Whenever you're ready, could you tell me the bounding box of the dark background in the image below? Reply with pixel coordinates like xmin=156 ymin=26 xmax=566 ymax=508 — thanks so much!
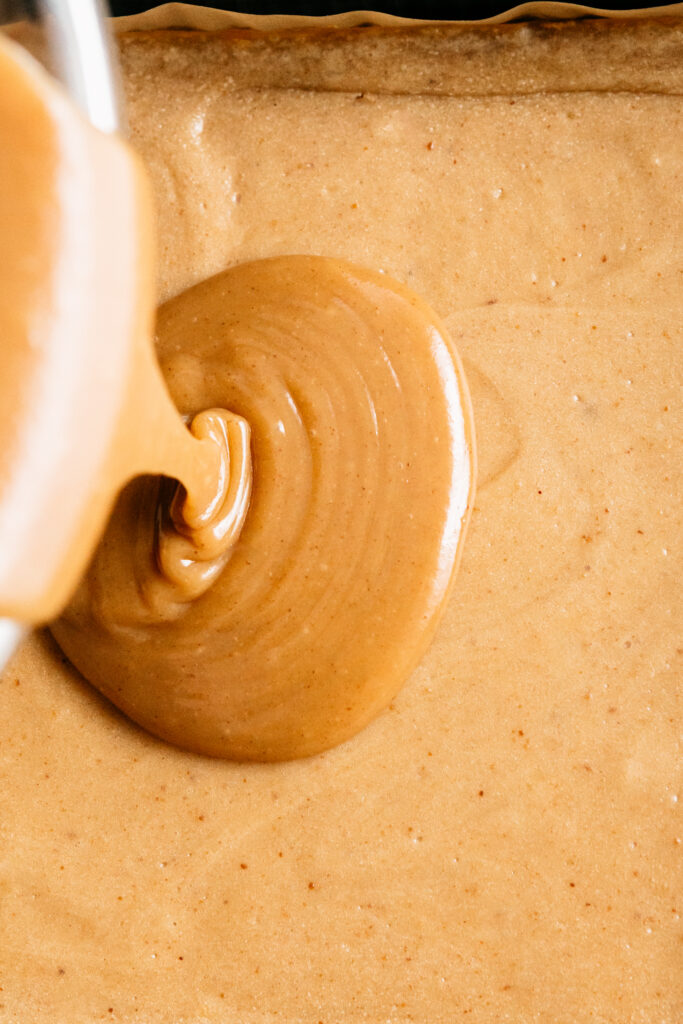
xmin=108 ymin=1 xmax=671 ymax=20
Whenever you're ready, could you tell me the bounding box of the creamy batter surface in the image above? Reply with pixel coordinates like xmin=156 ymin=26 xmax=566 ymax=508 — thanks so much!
xmin=0 ymin=21 xmax=681 ymax=1024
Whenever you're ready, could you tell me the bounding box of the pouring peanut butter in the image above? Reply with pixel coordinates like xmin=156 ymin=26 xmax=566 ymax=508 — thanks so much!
xmin=0 ymin=35 xmax=474 ymax=760
xmin=0 ymin=34 xmax=251 ymax=626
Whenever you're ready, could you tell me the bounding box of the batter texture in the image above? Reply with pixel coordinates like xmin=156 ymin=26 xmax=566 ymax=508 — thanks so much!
xmin=0 ymin=19 xmax=681 ymax=1023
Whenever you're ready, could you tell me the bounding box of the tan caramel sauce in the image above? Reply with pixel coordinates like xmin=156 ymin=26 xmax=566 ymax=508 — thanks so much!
xmin=0 ymin=35 xmax=251 ymax=623
xmin=0 ymin=26 xmax=681 ymax=1024
xmin=52 ymin=256 xmax=473 ymax=761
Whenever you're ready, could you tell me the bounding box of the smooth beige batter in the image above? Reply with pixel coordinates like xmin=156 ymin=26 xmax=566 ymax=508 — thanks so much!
xmin=52 ymin=256 xmax=473 ymax=761
xmin=1 ymin=19 xmax=682 ymax=1023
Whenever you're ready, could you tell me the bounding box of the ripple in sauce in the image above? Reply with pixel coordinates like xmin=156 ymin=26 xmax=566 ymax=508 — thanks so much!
xmin=52 ymin=256 xmax=475 ymax=761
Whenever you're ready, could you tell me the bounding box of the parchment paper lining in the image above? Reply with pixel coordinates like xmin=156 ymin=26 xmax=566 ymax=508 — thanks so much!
xmin=114 ymin=1 xmax=683 ymax=32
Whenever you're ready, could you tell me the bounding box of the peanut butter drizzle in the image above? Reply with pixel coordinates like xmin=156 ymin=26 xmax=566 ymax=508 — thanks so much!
xmin=0 ymin=35 xmax=250 ymax=625
xmin=1 ymin=34 xmax=473 ymax=761
xmin=52 ymin=256 xmax=474 ymax=762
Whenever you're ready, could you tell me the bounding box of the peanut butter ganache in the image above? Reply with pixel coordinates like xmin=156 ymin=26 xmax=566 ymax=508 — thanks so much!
xmin=52 ymin=257 xmax=474 ymax=761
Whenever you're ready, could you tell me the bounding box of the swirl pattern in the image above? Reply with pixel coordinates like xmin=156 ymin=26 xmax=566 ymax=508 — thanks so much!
xmin=149 ymin=409 xmax=252 ymax=618
xmin=52 ymin=257 xmax=474 ymax=761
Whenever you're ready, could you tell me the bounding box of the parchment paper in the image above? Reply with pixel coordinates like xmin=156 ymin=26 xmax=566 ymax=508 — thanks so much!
xmin=114 ymin=1 xmax=683 ymax=32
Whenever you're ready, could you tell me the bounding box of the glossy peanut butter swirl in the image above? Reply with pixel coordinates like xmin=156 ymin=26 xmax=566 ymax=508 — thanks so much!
xmin=53 ymin=256 xmax=474 ymax=762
